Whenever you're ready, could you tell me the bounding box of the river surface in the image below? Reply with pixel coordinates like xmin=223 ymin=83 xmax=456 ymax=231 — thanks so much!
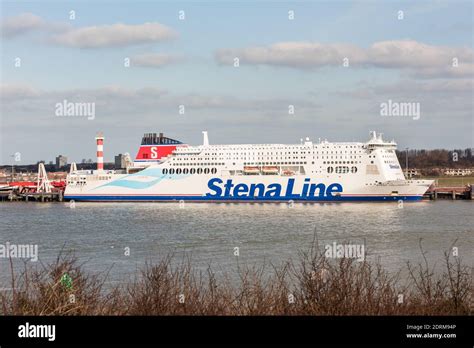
xmin=0 ymin=201 xmax=472 ymax=287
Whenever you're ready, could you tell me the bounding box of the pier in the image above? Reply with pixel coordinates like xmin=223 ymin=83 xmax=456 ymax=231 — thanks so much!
xmin=425 ymin=185 xmax=473 ymax=200
xmin=0 ymin=190 xmax=63 ymax=202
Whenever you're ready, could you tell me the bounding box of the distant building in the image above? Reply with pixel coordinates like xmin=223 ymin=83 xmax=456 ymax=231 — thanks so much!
xmin=55 ymin=155 xmax=67 ymax=170
xmin=115 ymin=154 xmax=126 ymax=169
xmin=444 ymin=168 xmax=473 ymax=176
xmin=406 ymin=168 xmax=420 ymax=178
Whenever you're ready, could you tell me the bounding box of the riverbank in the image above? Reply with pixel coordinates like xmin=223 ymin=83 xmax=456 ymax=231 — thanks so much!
xmin=1 ymin=247 xmax=471 ymax=316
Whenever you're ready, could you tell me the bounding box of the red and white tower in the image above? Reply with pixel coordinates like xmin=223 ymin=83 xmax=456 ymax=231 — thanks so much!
xmin=95 ymin=132 xmax=104 ymax=171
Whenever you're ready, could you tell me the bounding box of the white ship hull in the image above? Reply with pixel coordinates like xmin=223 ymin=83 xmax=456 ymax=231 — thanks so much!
xmin=65 ymin=169 xmax=431 ymax=202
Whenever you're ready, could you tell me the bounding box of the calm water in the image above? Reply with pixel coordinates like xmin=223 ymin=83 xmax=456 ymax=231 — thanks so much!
xmin=0 ymin=201 xmax=473 ymax=286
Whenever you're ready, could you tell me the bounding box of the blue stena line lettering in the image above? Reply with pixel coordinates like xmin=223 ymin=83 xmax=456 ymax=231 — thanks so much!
xmin=205 ymin=178 xmax=343 ymax=199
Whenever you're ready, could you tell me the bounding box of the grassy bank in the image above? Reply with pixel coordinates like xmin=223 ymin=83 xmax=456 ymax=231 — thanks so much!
xmin=1 ymin=244 xmax=472 ymax=316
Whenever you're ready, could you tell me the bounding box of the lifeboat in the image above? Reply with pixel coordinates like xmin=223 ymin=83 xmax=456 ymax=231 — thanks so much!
xmin=262 ymin=166 xmax=279 ymax=174
xmin=243 ymin=166 xmax=260 ymax=174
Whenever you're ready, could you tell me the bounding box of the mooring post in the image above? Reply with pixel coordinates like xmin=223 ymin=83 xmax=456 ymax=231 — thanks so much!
xmin=452 ymin=190 xmax=456 ymax=200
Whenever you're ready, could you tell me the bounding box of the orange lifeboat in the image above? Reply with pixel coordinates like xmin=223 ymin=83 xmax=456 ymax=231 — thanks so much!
xmin=262 ymin=166 xmax=279 ymax=174
xmin=282 ymin=170 xmax=295 ymax=176
xmin=243 ymin=166 xmax=260 ymax=174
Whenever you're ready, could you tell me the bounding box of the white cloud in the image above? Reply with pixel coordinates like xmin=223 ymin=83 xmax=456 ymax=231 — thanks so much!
xmin=216 ymin=40 xmax=474 ymax=78
xmin=1 ymin=13 xmax=45 ymax=38
xmin=132 ymin=53 xmax=181 ymax=68
xmin=52 ymin=22 xmax=177 ymax=48
xmin=338 ymin=79 xmax=474 ymax=99
xmin=216 ymin=42 xmax=365 ymax=68
xmin=1 ymin=14 xmax=175 ymax=48
xmin=1 ymin=13 xmax=71 ymax=38
xmin=1 ymin=84 xmax=167 ymax=103
xmin=172 ymin=94 xmax=319 ymax=112
xmin=335 ymin=79 xmax=473 ymax=122
xmin=0 ymin=84 xmax=319 ymax=117
xmin=0 ymin=83 xmax=41 ymax=99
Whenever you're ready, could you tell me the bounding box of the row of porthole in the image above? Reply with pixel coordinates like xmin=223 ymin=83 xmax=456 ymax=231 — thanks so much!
xmin=323 ymin=161 xmax=359 ymax=164
xmin=327 ymin=166 xmax=358 ymax=174
xmin=163 ymin=168 xmax=218 ymax=175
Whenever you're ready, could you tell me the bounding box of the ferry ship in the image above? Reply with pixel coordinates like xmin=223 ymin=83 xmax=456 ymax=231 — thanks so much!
xmin=64 ymin=131 xmax=433 ymax=202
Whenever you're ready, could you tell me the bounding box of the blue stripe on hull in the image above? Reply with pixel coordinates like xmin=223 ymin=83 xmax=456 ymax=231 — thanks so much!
xmin=64 ymin=195 xmax=423 ymax=202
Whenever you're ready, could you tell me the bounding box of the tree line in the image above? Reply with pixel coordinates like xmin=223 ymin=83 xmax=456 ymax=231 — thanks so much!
xmin=396 ymin=148 xmax=474 ymax=169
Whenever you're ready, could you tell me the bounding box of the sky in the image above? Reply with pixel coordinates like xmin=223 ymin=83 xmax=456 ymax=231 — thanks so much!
xmin=0 ymin=0 xmax=473 ymax=164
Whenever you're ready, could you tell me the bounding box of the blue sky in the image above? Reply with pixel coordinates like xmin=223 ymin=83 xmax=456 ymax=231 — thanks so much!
xmin=1 ymin=0 xmax=473 ymax=164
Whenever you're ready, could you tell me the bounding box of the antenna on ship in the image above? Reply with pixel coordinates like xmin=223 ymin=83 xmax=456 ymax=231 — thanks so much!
xmin=202 ymin=131 xmax=209 ymax=147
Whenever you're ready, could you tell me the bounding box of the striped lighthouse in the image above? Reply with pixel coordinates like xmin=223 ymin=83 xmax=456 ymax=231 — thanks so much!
xmin=95 ymin=132 xmax=104 ymax=171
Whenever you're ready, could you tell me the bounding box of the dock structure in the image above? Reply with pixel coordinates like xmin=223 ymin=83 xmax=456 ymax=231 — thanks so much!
xmin=0 ymin=189 xmax=63 ymax=202
xmin=0 ymin=162 xmax=65 ymax=202
xmin=425 ymin=185 xmax=472 ymax=200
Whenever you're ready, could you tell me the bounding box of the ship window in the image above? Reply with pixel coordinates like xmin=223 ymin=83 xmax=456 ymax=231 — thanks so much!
xmin=327 ymin=167 xmax=334 ymax=173
xmin=163 ymin=168 xmax=168 ymax=175
xmin=183 ymin=168 xmax=189 ymax=174
xmin=190 ymin=168 xmax=196 ymax=174
xmin=176 ymin=168 xmax=182 ymax=174
xmin=169 ymin=168 xmax=175 ymax=175
xmin=351 ymin=166 xmax=358 ymax=173
xmin=197 ymin=168 xmax=203 ymax=174
xmin=211 ymin=168 xmax=217 ymax=174
xmin=204 ymin=168 xmax=210 ymax=174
